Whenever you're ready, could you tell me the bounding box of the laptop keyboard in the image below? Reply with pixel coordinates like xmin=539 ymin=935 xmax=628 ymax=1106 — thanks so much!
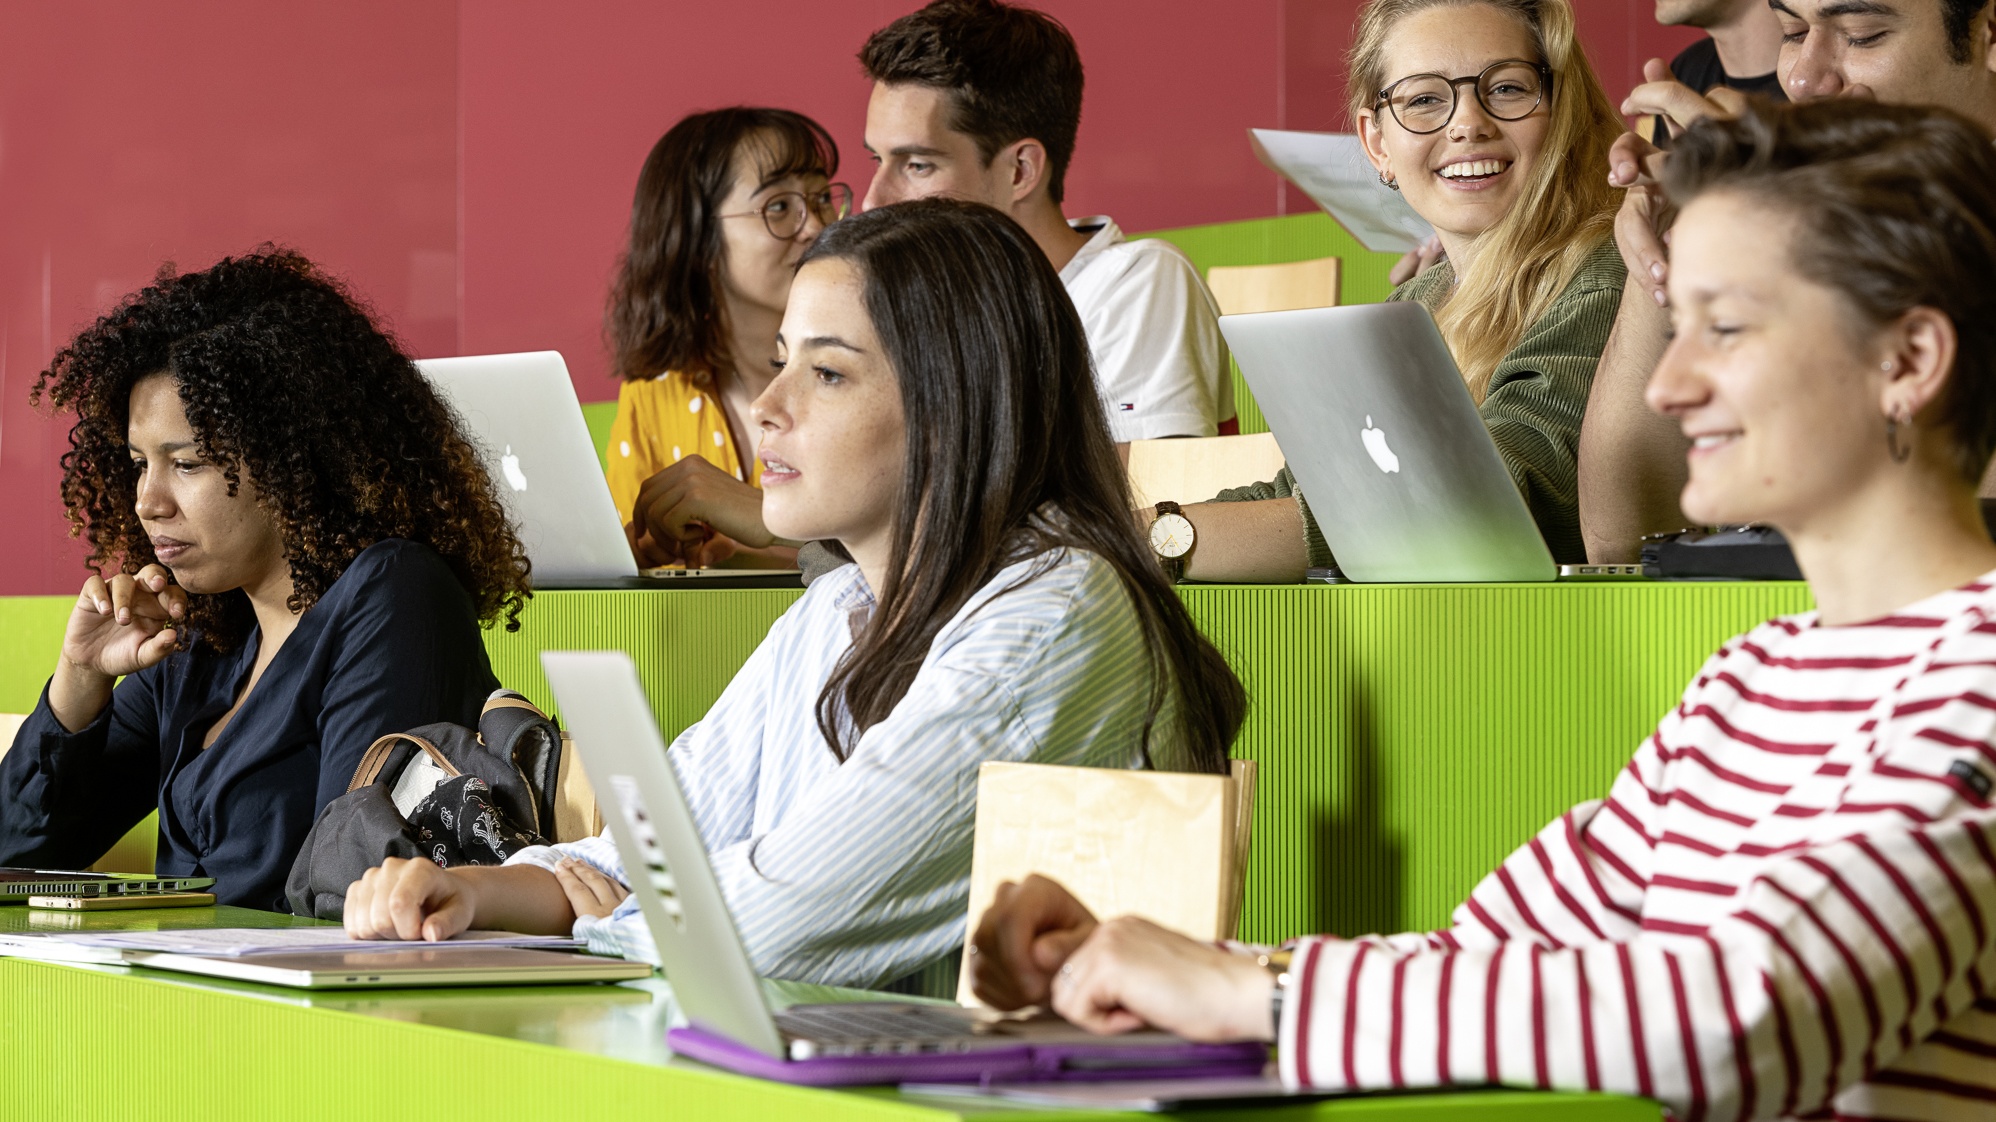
xmin=775 ymin=1003 xmax=988 ymax=1055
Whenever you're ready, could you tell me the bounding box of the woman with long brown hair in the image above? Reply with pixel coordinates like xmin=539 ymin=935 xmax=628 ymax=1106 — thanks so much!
xmin=1170 ymin=0 xmax=1626 ymax=579
xmin=344 ymin=199 xmax=1249 ymax=996
xmin=0 ymin=249 xmax=532 ymax=911
xmin=604 ymin=107 xmax=850 ymax=569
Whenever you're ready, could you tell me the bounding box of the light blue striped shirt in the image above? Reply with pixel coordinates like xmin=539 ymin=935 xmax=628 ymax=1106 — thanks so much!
xmin=506 ymin=547 xmax=1184 ymax=992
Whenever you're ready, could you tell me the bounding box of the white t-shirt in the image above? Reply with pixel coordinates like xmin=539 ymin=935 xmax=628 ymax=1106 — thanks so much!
xmin=1059 ymin=216 xmax=1234 ymax=442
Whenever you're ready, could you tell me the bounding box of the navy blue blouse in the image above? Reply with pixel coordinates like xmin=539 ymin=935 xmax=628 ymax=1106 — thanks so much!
xmin=0 ymin=539 xmax=500 ymax=910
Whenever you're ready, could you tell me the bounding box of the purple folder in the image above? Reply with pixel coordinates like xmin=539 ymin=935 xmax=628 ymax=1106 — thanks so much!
xmin=667 ymin=1025 xmax=1270 ymax=1087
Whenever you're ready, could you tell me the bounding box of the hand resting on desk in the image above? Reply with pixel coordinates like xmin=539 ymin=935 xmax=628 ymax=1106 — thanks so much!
xmin=342 ymin=856 xmax=628 ymax=942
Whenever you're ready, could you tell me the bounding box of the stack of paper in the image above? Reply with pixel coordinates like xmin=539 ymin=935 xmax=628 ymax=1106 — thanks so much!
xmin=0 ymin=927 xmax=581 ymax=964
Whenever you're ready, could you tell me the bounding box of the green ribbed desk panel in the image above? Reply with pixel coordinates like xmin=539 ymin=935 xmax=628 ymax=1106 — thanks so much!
xmin=478 ymin=582 xmax=1812 ymax=946
xmin=482 ymin=588 xmax=802 ymax=739
xmin=1178 ymin=583 xmax=1811 ymax=942
xmin=3 ymin=583 xmax=1812 ymax=943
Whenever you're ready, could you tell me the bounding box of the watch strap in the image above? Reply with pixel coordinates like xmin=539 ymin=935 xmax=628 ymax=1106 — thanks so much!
xmin=1258 ymin=950 xmax=1293 ymax=1040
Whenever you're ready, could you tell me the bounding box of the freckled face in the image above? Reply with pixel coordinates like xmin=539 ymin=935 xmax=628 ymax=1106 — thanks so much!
xmin=1646 ymin=194 xmax=1896 ymax=528
xmin=752 ymin=258 xmax=907 ymax=570
xmin=126 ymin=372 xmax=288 ymax=595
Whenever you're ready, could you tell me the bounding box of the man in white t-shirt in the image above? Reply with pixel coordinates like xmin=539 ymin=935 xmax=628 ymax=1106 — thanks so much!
xmin=622 ymin=0 xmax=1235 ymax=568
xmin=857 ymin=0 xmax=1235 ymax=445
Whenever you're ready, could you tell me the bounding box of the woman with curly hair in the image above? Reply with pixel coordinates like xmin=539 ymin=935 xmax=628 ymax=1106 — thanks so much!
xmin=0 ymin=248 xmax=533 ymax=911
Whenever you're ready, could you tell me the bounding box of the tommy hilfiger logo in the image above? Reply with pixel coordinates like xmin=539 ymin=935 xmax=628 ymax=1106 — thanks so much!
xmin=1117 ymin=403 xmax=1135 ymax=411
xmin=1950 ymin=759 xmax=1994 ymax=800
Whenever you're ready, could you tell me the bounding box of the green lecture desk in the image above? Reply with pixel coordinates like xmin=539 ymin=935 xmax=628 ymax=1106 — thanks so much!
xmin=0 ymin=904 xmax=1655 ymax=1120
xmin=0 ymin=580 xmax=1815 ymax=1119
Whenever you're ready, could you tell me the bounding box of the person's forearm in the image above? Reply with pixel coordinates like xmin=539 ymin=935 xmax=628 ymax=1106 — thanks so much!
xmin=454 ymin=864 xmax=579 ymax=936
xmin=708 ymin=543 xmax=802 ymax=570
xmin=47 ymin=658 xmax=114 ymax=735
xmin=1576 ymin=277 xmax=1689 ymax=563
xmin=1176 ymin=498 xmax=1310 ymax=584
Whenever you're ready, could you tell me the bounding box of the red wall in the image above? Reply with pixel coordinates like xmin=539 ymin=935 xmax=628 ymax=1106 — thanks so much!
xmin=0 ymin=0 xmax=1701 ymax=596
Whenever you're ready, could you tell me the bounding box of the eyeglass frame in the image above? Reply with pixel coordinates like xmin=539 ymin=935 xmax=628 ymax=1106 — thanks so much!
xmin=1372 ymin=59 xmax=1553 ymax=136
xmin=719 ymin=182 xmax=854 ymax=240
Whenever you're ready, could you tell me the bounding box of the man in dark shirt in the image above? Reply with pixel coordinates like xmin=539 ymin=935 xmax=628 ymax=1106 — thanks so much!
xmin=1651 ymin=0 xmax=1786 ymax=143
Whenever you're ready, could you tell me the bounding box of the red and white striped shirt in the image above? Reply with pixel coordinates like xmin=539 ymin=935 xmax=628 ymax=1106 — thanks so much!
xmin=1280 ymin=576 xmax=1996 ymax=1120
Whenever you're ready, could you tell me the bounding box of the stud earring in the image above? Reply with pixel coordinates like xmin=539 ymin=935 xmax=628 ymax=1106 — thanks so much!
xmin=1882 ymin=360 xmax=1895 ymax=373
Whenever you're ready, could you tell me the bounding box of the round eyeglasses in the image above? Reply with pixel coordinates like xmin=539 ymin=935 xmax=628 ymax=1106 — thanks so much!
xmin=1375 ymin=59 xmax=1550 ymax=135
xmin=722 ymin=183 xmax=855 ymax=240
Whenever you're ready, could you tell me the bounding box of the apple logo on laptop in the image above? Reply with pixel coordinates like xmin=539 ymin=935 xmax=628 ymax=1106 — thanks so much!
xmin=500 ymin=445 xmax=529 ymax=492
xmin=1360 ymin=417 xmax=1400 ymax=474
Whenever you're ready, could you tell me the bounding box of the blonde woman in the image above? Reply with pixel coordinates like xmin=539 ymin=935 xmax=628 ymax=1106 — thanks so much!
xmin=1172 ymin=0 xmax=1625 ymax=581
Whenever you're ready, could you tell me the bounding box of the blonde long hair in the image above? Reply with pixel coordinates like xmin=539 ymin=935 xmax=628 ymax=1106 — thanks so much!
xmin=1349 ymin=0 xmax=1622 ymax=399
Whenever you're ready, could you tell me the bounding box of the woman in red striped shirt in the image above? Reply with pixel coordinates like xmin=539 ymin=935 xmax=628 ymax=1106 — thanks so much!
xmin=969 ymin=98 xmax=1996 ymax=1120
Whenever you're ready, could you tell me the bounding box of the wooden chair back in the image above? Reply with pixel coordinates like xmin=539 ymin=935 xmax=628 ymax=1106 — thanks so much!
xmin=1126 ymin=431 xmax=1288 ymax=508
xmin=956 ymin=758 xmax=1258 ymax=1005
xmin=1205 ymin=256 xmax=1341 ymax=316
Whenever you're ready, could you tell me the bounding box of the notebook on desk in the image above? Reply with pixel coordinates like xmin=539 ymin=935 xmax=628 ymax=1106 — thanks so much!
xmin=417 ymin=351 xmax=801 ymax=591
xmin=540 ymin=649 xmax=1270 ymax=1087
xmin=0 ymin=923 xmax=653 ymax=989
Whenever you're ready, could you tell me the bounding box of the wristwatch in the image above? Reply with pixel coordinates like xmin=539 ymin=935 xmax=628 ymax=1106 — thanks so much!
xmin=1147 ymin=501 xmax=1195 ymax=583
xmin=1257 ymin=949 xmax=1294 ymax=1039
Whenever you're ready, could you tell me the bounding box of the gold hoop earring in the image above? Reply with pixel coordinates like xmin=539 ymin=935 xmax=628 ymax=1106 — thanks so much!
xmin=1885 ymin=408 xmax=1913 ymax=464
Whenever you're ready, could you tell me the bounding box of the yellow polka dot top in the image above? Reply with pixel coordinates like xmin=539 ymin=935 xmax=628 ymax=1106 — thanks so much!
xmin=604 ymin=372 xmax=762 ymax=525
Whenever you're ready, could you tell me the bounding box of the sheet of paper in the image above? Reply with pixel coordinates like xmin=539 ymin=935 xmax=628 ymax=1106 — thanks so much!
xmin=46 ymin=927 xmax=583 ymax=957
xmin=1249 ymin=128 xmax=1434 ymax=255
xmin=0 ymin=933 xmax=133 ymax=964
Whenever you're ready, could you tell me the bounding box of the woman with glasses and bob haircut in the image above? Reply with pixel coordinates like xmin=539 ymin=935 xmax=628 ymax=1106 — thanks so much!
xmin=1175 ymin=0 xmax=1625 ymax=580
xmin=969 ymin=99 xmax=1996 ymax=1119
xmin=343 ymin=199 xmax=1249 ymax=996
xmin=604 ymin=106 xmax=852 ymax=569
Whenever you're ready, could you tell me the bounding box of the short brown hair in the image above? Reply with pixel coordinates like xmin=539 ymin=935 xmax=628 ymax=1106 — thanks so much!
xmin=1665 ymin=99 xmax=1996 ymax=481
xmin=859 ymin=0 xmax=1084 ymax=204
xmin=606 ymin=108 xmax=837 ymax=384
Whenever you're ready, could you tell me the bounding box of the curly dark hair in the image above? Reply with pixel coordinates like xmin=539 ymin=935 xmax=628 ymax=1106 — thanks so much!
xmin=31 ymin=247 xmax=533 ymax=650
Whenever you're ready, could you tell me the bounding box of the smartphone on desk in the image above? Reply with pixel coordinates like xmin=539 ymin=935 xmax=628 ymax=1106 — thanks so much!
xmin=28 ymin=892 xmax=216 ymax=911
xmin=1557 ymin=564 xmax=1646 ymax=581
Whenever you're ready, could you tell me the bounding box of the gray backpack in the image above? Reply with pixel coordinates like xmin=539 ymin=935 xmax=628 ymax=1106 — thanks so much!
xmin=284 ymin=691 xmax=596 ymax=919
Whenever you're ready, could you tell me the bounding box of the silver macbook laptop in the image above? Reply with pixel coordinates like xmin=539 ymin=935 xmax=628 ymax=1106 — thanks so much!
xmin=1219 ymin=302 xmax=1557 ymax=582
xmin=418 ymin=351 xmax=800 ymax=590
xmin=539 ymin=650 xmax=1267 ymax=1085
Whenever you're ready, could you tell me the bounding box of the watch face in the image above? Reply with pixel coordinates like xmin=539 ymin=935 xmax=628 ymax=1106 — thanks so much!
xmin=1149 ymin=512 xmax=1195 ymax=559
